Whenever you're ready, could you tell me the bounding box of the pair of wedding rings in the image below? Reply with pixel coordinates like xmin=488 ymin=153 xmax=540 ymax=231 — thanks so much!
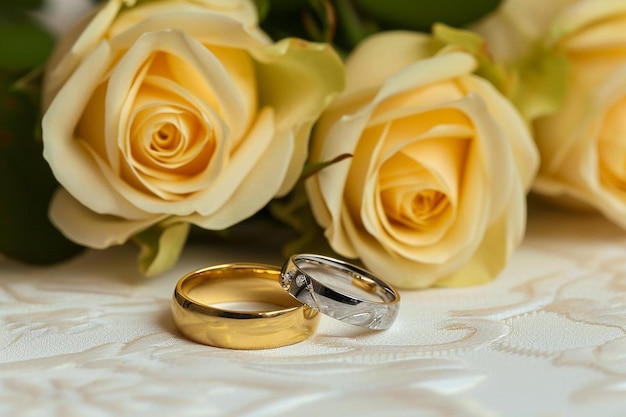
xmin=171 ymin=254 xmax=400 ymax=349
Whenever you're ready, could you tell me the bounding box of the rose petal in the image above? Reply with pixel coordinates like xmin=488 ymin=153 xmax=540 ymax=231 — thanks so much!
xmin=311 ymin=98 xmax=373 ymax=241
xmin=369 ymin=83 xmax=466 ymax=126
xmin=343 ymin=172 xmax=526 ymax=289
xmin=551 ymin=0 xmax=626 ymax=44
xmin=343 ymin=31 xmax=435 ymax=95
xmin=340 ymin=207 xmax=461 ymax=288
xmin=43 ymin=0 xmax=124 ymax=106
xmin=187 ymin=119 xmax=293 ymax=229
xmin=599 ymin=97 xmax=626 ymax=184
xmin=458 ymin=93 xmax=517 ymax=219
xmin=564 ymin=16 xmax=626 ymax=49
xmin=43 ymin=40 xmax=149 ymax=220
xmin=49 ymin=188 xmax=165 ymax=249
xmin=190 ymin=107 xmax=276 ymax=217
xmin=109 ymin=1 xmax=265 ymax=41
xmin=436 ymin=178 xmax=526 ymax=287
xmin=372 ymin=52 xmax=477 ymax=109
xmin=459 ymin=75 xmax=538 ymax=190
xmin=344 ymin=122 xmax=386 ymax=225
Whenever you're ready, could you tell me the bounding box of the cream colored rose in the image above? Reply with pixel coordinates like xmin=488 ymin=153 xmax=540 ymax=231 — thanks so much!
xmin=42 ymin=0 xmax=344 ymax=264
xmin=476 ymin=0 xmax=626 ymax=229
xmin=306 ymin=31 xmax=538 ymax=288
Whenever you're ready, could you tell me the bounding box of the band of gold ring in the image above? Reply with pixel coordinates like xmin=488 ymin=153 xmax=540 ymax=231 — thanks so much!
xmin=171 ymin=263 xmax=320 ymax=349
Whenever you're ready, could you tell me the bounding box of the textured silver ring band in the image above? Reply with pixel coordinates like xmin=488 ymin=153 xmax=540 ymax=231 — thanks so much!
xmin=280 ymin=254 xmax=400 ymax=330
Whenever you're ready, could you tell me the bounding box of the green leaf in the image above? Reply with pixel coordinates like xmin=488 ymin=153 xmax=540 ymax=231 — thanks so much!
xmin=433 ymin=23 xmax=484 ymax=55
xmin=265 ymin=0 xmax=308 ymax=13
xmin=0 ymin=72 xmax=84 ymax=264
xmin=0 ymin=0 xmax=44 ymax=12
xmin=133 ymin=221 xmax=190 ymax=277
xmin=433 ymin=23 xmax=515 ymax=97
xmin=352 ymin=0 xmax=502 ymax=32
xmin=0 ymin=16 xmax=54 ymax=71
xmin=255 ymin=0 xmax=271 ymax=21
xmin=511 ymin=44 xmax=569 ymax=121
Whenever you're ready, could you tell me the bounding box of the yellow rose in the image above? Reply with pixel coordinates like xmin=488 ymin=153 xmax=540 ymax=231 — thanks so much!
xmin=42 ymin=0 xmax=344 ymax=272
xmin=306 ymin=32 xmax=538 ymax=288
xmin=476 ymin=0 xmax=626 ymax=229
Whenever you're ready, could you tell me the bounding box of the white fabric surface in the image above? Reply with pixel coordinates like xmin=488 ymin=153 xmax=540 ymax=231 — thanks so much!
xmin=2 ymin=203 xmax=626 ymax=417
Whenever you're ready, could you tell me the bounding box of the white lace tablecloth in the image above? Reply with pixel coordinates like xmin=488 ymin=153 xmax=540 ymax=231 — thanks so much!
xmin=2 ymin=203 xmax=626 ymax=417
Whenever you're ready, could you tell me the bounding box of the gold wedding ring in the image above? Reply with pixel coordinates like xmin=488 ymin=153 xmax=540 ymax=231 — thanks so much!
xmin=171 ymin=263 xmax=320 ymax=349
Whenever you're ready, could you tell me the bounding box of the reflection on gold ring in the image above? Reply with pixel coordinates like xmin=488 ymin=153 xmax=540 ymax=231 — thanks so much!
xmin=171 ymin=263 xmax=320 ymax=349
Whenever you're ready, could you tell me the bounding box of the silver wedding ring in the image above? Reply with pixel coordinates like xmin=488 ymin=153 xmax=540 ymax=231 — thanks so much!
xmin=280 ymin=254 xmax=400 ymax=330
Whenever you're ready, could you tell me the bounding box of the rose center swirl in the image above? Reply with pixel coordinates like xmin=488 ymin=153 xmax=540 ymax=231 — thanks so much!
xmin=378 ymin=150 xmax=453 ymax=230
xmin=381 ymin=187 xmax=450 ymax=228
xmin=412 ymin=189 xmax=448 ymax=220
xmin=153 ymin=122 xmax=179 ymax=149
